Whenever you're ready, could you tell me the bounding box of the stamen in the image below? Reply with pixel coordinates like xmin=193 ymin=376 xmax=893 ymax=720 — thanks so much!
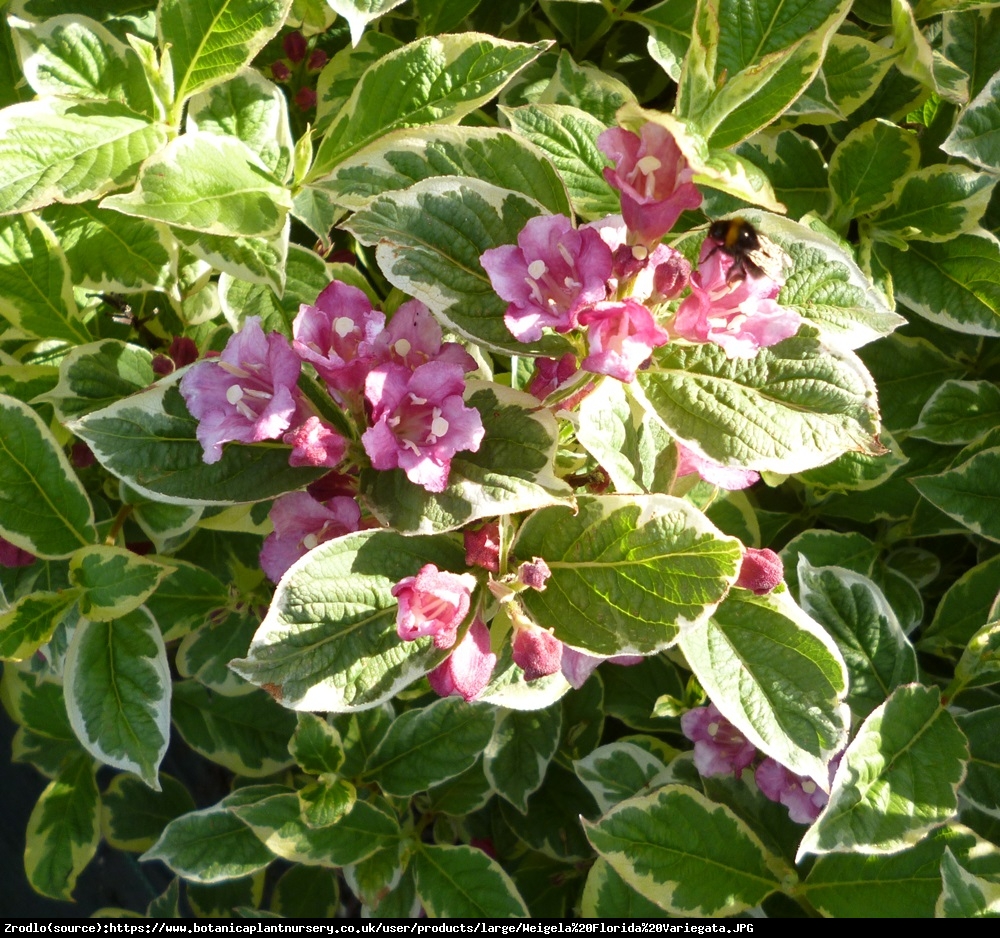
xmin=430 ymin=411 xmax=449 ymax=438
xmin=226 ymin=385 xmax=244 ymax=405
xmin=394 ymin=338 xmax=411 ymax=357
xmin=707 ymin=721 xmax=719 ymax=737
xmin=402 ymin=439 xmax=422 ymax=455
xmin=235 ymin=400 xmax=256 ymax=420
xmin=632 ymin=245 xmax=648 ymax=261
xmin=219 ymin=361 xmax=251 ymax=379
xmin=637 ymin=155 xmax=662 ymax=175
xmin=527 ymin=259 xmax=547 ymax=279
xmin=802 ymin=780 xmax=816 ymax=794
xmin=333 ymin=316 xmax=355 ymax=338
xmin=556 ymin=243 xmax=575 ymax=268
xmin=303 ymin=533 xmax=320 ymax=550
xmin=409 ymin=394 xmax=427 ymax=405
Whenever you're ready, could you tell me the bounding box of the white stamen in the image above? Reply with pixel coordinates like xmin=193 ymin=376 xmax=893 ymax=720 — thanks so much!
xmin=525 ymin=276 xmax=546 ymax=305
xmin=637 ymin=155 xmax=662 ymax=175
xmin=388 ymin=416 xmax=401 ymax=428
xmin=303 ymin=533 xmax=320 ymax=550
xmin=706 ymin=316 xmax=728 ymax=330
xmin=802 ymin=780 xmax=816 ymax=794
xmin=241 ymin=388 xmax=272 ymax=400
xmin=409 ymin=394 xmax=427 ymax=405
xmin=557 ymin=243 xmax=575 ymax=268
xmin=333 ymin=316 xmax=355 ymax=338
xmin=219 ymin=361 xmax=251 ymax=379
xmin=707 ymin=721 xmax=719 ymax=737
xmin=394 ymin=338 xmax=411 ymax=357
xmin=226 ymin=385 xmax=244 ymax=405
xmin=235 ymin=400 xmax=256 ymax=420
xmin=527 ymin=259 xmax=547 ymax=279
xmin=632 ymin=245 xmax=648 ymax=261
xmin=563 ymin=276 xmax=580 ymax=290
xmin=430 ymin=412 xmax=449 ymax=438
xmin=725 ymin=314 xmax=748 ymax=333
xmin=402 ymin=439 xmax=422 ymax=455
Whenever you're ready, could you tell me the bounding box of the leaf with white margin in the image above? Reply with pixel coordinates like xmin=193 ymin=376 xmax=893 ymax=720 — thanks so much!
xmin=912 ymin=446 xmax=1000 ymax=542
xmin=797 ymin=683 xmax=969 ymax=861
xmin=64 ymin=607 xmax=170 ymax=790
xmin=174 ymin=218 xmax=289 ymax=295
xmin=70 ymin=546 xmax=172 ymax=622
xmin=309 ymin=34 xmax=549 ymax=179
xmin=797 ymin=560 xmax=918 ymax=721
xmin=10 ymin=12 xmax=155 ymax=114
xmin=938 ymin=847 xmax=1000 ymax=917
xmin=345 ymin=176 xmax=570 ymax=356
xmin=0 ymin=393 xmax=97 ymax=558
xmin=141 ymin=804 xmax=274 ymax=884
xmin=484 ymin=704 xmax=562 ymax=812
xmin=0 ymin=213 xmax=89 ymax=344
xmin=892 ymin=0 xmax=969 ymax=104
xmin=69 ymin=378 xmax=324 ymax=507
xmin=514 ymin=494 xmax=743 ymax=657
xmin=636 ymin=333 xmax=885 ymax=475
xmin=679 ymin=589 xmax=849 ymax=785
xmin=319 ymin=125 xmax=571 ymax=216
xmin=912 ymin=380 xmax=1000 ymax=445
xmin=0 ymin=98 xmax=166 ymax=215
xmin=574 ymin=741 xmax=672 ymax=815
xmin=159 ymin=0 xmax=292 ymax=113
xmin=734 ymin=209 xmax=905 ymax=349
xmin=187 ymin=69 xmax=293 ymax=183
xmin=584 ymin=785 xmax=792 ymax=917
xmin=943 ymin=69 xmax=1000 ymax=172
xmin=101 ymin=132 xmax=291 ymax=238
xmin=0 ymin=591 xmax=79 ymax=662
xmin=413 ymin=844 xmax=529 ymax=918
xmin=361 ymin=383 xmax=574 ymax=534
xmin=229 ymin=530 xmax=467 ymax=712
xmin=326 ymin=0 xmax=408 ymax=46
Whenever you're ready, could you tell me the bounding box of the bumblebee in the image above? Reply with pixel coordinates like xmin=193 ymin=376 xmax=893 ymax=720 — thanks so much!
xmin=706 ymin=218 xmax=792 ymax=284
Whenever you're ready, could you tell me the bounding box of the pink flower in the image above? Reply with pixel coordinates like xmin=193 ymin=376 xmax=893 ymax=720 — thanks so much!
xmin=672 ymin=239 xmax=801 ymax=359
xmin=371 ymin=299 xmax=475 ymax=373
xmin=427 ymin=618 xmax=496 ymax=702
xmin=283 ymin=31 xmax=307 ymax=63
xmin=560 ymin=648 xmax=643 ymax=689
xmin=293 ymin=281 xmax=385 ymax=402
xmin=578 ymin=300 xmax=669 ymax=383
xmin=465 ymin=523 xmax=501 ymax=573
xmin=362 ymin=361 xmax=484 ymax=493
xmin=586 ymin=216 xmax=690 ymax=303
xmin=597 ymin=124 xmax=702 ymax=244
xmin=480 ymin=214 xmax=612 ymax=342
xmin=259 ymin=492 xmax=362 ymax=582
xmin=392 ymin=564 xmax=478 ymax=650
xmin=680 ymin=703 xmax=756 ymax=778
xmin=528 ymin=353 xmax=579 ymax=401
xmin=512 ymin=621 xmax=563 ymax=682
xmin=283 ymin=415 xmax=347 ymax=469
xmin=755 ymin=756 xmax=838 ymax=824
xmin=515 ymin=557 xmax=550 ymax=591
xmin=675 ymin=441 xmax=760 ymax=491
xmin=736 ymin=548 xmax=784 ymax=595
xmin=180 ymin=317 xmax=301 ymax=464
xmin=0 ymin=537 xmax=34 ymax=567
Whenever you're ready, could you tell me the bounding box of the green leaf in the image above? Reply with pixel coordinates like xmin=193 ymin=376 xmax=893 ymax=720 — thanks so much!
xmin=69 ymin=546 xmax=172 ymax=621
xmin=64 ymin=607 xmax=170 ymax=789
xmin=501 ymin=103 xmax=620 ymax=220
xmin=0 ymin=394 xmax=96 ymax=557
xmin=70 ymin=380 xmax=324 ymax=506
xmin=957 ymin=707 xmax=1000 ymax=817
xmin=585 ymin=785 xmax=791 ymax=916
xmin=0 ymin=98 xmax=166 ymax=214
xmin=309 ymin=34 xmax=549 ymax=179
xmin=24 ymin=754 xmax=100 ymax=900
xmin=796 ymin=426 xmax=907 ymax=494
xmin=314 ymin=32 xmax=402 ymax=134
xmin=626 ymin=0 xmax=696 ymax=84
xmin=881 ymin=233 xmax=1000 ymax=337
xmin=938 ymin=847 xmax=1000 ymax=917
xmin=425 ymin=755 xmax=494 ymax=817
xmin=175 ymin=610 xmax=259 ymax=694
xmin=677 ymin=0 xmax=853 ymax=147
xmin=289 ymin=712 xmax=345 ymax=776
xmin=484 ymin=704 xmax=561 ymax=812
xmin=345 ymin=177 xmax=566 ymax=356
xmin=680 ymin=590 xmax=849 ymax=783
xmin=187 ymin=69 xmax=293 ymax=183
xmin=230 ymin=792 xmax=400 ymax=867
xmin=413 ymin=844 xmax=529 ymax=918
xmin=573 ymin=741 xmax=671 ymax=814
xmin=912 ymin=446 xmax=1000 ymax=542
xmin=171 ymin=681 xmax=297 ymax=777
xmin=0 ymin=213 xmax=89 ymax=343
xmin=159 ymin=0 xmax=292 ymax=110
xmin=732 ymin=131 xmax=830 ymax=220
xmin=912 ymin=380 xmax=1000 ymax=445
xmin=514 ymin=495 xmax=743 ymax=656
xmin=636 ymin=335 xmax=884 ymax=475
xmin=361 ymin=383 xmax=573 ymax=534
xmin=798 ymin=684 xmax=969 ymax=859
xmin=892 ymin=0 xmax=969 ymax=104
xmin=365 ymin=696 xmax=497 ymax=796
xmin=101 ymin=131 xmax=291 ymax=238
xmin=101 ymin=772 xmax=197 ymax=852
xmin=272 ymin=866 xmax=340 ymax=918
xmin=781 ymin=530 xmax=879 ymax=595
xmin=0 ymin=591 xmax=78 ymax=662
xmin=188 ymin=875 xmax=264 ymax=918
xmin=828 ymin=119 xmax=920 ymax=224
xmin=797 ymin=562 xmax=918 ymax=720
xmin=142 ymin=559 xmax=229 ymax=643
xmin=319 ymin=125 xmax=571 ymax=216
xmin=174 ymin=221 xmax=289 ymax=295
xmin=803 ymin=824 xmax=1000 ymax=917
xmin=122 ymin=484 xmax=203 ymax=555
xmin=582 ymin=857 xmax=672 ymax=918
xmin=943 ymin=7 xmax=1000 ymax=100
xmin=142 ymin=805 xmax=275 ymax=884
xmin=955 ymin=620 xmax=1000 ymax=691
xmin=230 ymin=530 xmax=466 ymax=711
xmin=920 ymin=554 xmax=1000 ymax=655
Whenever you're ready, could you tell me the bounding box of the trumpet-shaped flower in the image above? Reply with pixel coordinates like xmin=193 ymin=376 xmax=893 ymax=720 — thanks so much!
xmin=680 ymin=702 xmax=756 ymax=778
xmin=579 ymin=300 xmax=669 ymax=383
xmin=675 ymin=441 xmax=760 ymax=491
xmin=283 ymin=415 xmax=347 ymax=469
xmin=392 ymin=564 xmax=478 ymax=650
xmin=372 ymin=299 xmax=475 ymax=373
xmin=756 ymin=757 xmax=836 ymax=824
xmin=512 ymin=621 xmax=563 ymax=682
xmin=180 ymin=317 xmax=301 ymax=464
xmin=597 ymin=124 xmax=702 ymax=244
xmin=362 ymin=361 xmax=484 ymax=493
xmin=481 ymin=214 xmax=612 ymax=342
xmin=259 ymin=492 xmax=362 ymax=582
xmin=736 ymin=547 xmax=784 ymax=595
xmin=427 ymin=618 xmax=496 ymax=702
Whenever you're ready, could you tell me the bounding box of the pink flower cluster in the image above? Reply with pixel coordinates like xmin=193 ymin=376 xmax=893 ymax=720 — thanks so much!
xmin=681 ymin=702 xmax=840 ymax=824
